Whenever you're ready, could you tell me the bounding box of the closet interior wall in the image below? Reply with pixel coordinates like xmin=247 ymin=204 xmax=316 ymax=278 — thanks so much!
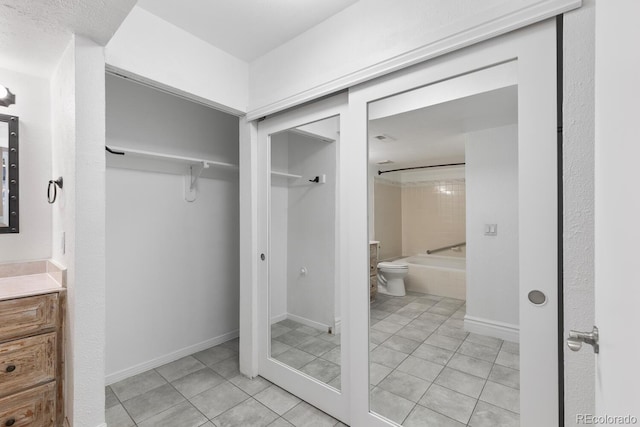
xmin=105 ymin=74 xmax=240 ymax=383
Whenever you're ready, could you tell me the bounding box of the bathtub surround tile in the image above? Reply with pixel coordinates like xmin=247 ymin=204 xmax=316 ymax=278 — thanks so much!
xmin=479 ymin=381 xmax=520 ymax=413
xmin=419 ymin=384 xmax=476 ymax=424
xmin=213 ymin=398 xmax=279 ymax=427
xmin=457 ymin=341 xmax=500 ymax=363
xmin=370 ymin=387 xmax=415 ymax=425
xmin=156 ymin=356 xmax=206 ymax=382
xmin=488 ymin=364 xmax=520 ymax=389
xmin=370 ymin=345 xmax=409 ymax=369
xmin=110 ymin=370 xmax=168 ymax=402
xmin=137 ymin=401 xmax=207 ymax=427
xmin=380 ymin=335 xmax=421 ymax=354
xmin=283 ymin=401 xmax=340 ymax=427
xmin=255 ymin=385 xmax=301 ymax=416
xmin=469 ymin=401 xmax=520 ymax=427
xmin=396 ymin=355 xmax=444 ymax=382
xmin=495 ymin=348 xmax=520 ymax=370
xmin=434 ymin=367 xmax=485 ymax=399
xmin=122 ymin=383 xmax=186 ymax=424
xmin=447 ymin=353 xmax=493 ymax=379
xmin=171 ymin=367 xmax=225 ymax=398
xmin=412 ymin=343 xmax=454 ymax=365
xmin=404 ymin=404 xmax=465 ymax=427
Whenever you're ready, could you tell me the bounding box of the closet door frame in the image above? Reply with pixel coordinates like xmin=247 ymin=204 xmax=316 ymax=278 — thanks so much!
xmin=257 ymin=93 xmax=350 ymax=423
xmin=344 ymin=19 xmax=560 ymax=426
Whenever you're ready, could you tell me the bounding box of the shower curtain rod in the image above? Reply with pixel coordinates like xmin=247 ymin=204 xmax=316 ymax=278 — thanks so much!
xmin=377 ymin=162 xmax=465 ymax=175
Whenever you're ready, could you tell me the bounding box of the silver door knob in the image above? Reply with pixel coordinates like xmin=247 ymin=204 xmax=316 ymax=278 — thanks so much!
xmin=567 ymin=326 xmax=599 ymax=354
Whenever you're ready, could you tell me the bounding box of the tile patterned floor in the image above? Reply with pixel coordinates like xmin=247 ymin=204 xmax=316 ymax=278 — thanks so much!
xmin=106 ymin=291 xmax=519 ymax=427
xmin=369 ymin=291 xmax=520 ymax=426
xmin=106 ymin=338 xmax=345 ymax=427
xmin=270 ymin=320 xmax=341 ymax=389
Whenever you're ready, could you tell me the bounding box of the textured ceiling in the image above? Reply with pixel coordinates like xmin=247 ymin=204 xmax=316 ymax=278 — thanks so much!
xmin=0 ymin=0 xmax=136 ymax=77
xmin=137 ymin=0 xmax=360 ymax=61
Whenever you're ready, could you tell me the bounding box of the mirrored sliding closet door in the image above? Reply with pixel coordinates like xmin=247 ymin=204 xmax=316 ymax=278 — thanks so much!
xmin=347 ymin=20 xmax=560 ymax=427
xmin=257 ymin=94 xmax=350 ymax=423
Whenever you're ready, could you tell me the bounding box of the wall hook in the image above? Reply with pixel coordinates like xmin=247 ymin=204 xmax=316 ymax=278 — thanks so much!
xmin=308 ymin=174 xmax=326 ymax=184
xmin=309 ymin=176 xmax=320 ymax=183
xmin=47 ymin=177 xmax=63 ymax=204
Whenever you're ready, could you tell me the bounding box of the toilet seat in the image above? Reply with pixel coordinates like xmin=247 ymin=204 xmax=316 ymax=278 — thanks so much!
xmin=378 ymin=261 xmax=408 ymax=270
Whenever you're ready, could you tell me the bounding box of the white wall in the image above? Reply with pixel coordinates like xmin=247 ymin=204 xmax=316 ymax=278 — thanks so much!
xmin=248 ymin=0 xmax=577 ymax=114
xmin=594 ymin=0 xmax=640 ymax=417
xmin=106 ymin=6 xmax=249 ymax=115
xmin=465 ymin=125 xmax=519 ymax=336
xmin=105 ymin=74 xmax=240 ymax=382
xmin=286 ymin=132 xmax=337 ymax=329
xmin=51 ymin=35 xmax=107 ymax=427
xmin=0 ymin=67 xmax=52 ymax=261
xmin=563 ymin=0 xmax=596 ymax=422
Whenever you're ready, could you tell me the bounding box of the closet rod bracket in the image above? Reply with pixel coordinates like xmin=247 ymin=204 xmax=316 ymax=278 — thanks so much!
xmin=185 ymin=161 xmax=209 ymax=202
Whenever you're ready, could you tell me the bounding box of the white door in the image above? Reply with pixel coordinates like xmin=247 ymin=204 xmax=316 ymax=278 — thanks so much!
xmin=345 ymin=19 xmax=560 ymax=426
xmin=593 ymin=0 xmax=640 ymax=420
xmin=257 ymin=94 xmax=351 ymax=423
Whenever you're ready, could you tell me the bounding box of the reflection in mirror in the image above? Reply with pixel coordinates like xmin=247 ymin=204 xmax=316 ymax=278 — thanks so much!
xmin=269 ymin=116 xmax=341 ymax=390
xmin=368 ymin=87 xmax=520 ymax=425
xmin=0 ymin=115 xmax=18 ymax=233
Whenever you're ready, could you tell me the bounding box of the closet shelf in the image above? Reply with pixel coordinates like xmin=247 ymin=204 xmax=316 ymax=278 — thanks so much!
xmin=271 ymin=170 xmax=302 ymax=179
xmin=106 ymin=145 xmax=238 ymax=170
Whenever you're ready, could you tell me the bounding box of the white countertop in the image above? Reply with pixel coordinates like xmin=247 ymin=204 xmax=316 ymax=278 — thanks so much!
xmin=0 ymin=273 xmax=64 ymax=301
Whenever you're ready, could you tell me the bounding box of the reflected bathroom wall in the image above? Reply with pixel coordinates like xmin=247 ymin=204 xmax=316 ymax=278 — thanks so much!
xmin=269 ymin=116 xmax=342 ymax=389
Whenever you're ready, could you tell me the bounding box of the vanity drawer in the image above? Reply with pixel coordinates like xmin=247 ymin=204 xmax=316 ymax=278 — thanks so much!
xmin=0 ymin=382 xmax=55 ymax=427
xmin=0 ymin=294 xmax=58 ymax=343
xmin=0 ymin=333 xmax=56 ymax=398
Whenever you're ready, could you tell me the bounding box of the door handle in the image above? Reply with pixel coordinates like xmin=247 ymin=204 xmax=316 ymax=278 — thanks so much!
xmin=567 ymin=326 xmax=599 ymax=354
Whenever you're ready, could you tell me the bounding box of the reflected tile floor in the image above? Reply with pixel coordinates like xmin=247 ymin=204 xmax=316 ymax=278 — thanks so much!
xmin=370 ymin=291 xmax=520 ymax=427
xmin=106 ymin=338 xmax=345 ymax=427
xmin=270 ymin=320 xmax=341 ymax=389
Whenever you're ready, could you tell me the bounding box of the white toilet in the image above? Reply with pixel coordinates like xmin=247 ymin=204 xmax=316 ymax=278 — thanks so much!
xmin=377 ymin=262 xmax=409 ymax=296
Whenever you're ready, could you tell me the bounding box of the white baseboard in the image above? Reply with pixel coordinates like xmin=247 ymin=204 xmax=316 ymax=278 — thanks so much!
xmin=105 ymin=330 xmax=239 ymax=385
xmin=287 ymin=313 xmax=330 ymax=333
xmin=270 ymin=313 xmax=287 ymax=324
xmin=464 ymin=315 xmax=519 ymax=343
xmin=95 ymin=424 xmax=107 ymax=427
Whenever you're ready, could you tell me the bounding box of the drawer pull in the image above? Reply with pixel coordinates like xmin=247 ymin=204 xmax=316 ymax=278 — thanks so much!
xmin=5 ymin=365 xmax=16 ymax=373
xmin=5 ymin=418 xmax=15 ymax=427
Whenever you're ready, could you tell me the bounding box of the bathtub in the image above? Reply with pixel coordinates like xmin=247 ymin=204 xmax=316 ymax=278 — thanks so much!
xmin=392 ymin=253 xmax=466 ymax=300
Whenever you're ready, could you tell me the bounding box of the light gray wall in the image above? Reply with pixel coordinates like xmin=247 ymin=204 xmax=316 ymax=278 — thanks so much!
xmin=0 ymin=67 xmax=52 ymax=261
xmin=465 ymin=125 xmax=519 ymax=329
xmin=105 ymin=73 xmax=240 ymax=381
